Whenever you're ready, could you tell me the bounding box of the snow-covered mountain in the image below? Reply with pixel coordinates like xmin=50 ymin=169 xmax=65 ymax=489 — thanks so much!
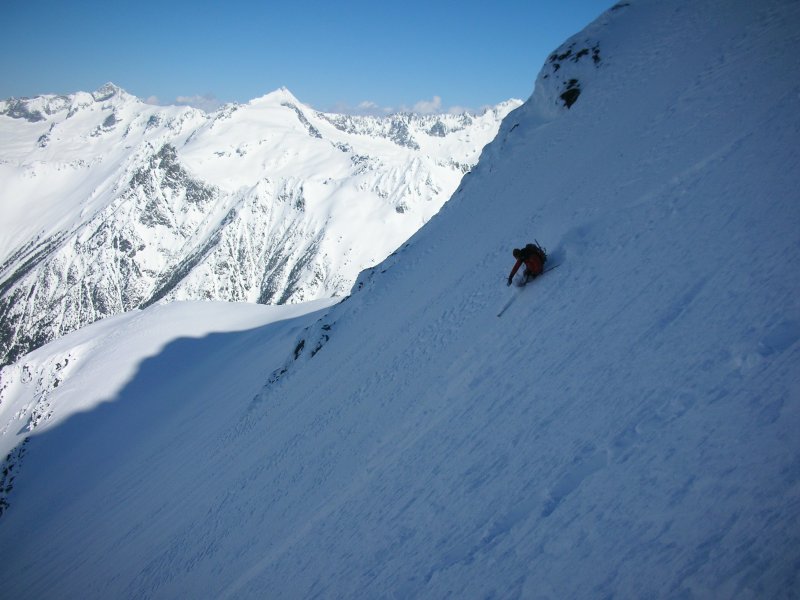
xmin=1 ymin=0 xmax=799 ymax=597
xmin=0 ymin=86 xmax=519 ymax=366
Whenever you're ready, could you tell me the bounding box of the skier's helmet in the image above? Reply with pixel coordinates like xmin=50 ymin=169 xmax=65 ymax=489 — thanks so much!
xmin=512 ymin=248 xmax=522 ymax=259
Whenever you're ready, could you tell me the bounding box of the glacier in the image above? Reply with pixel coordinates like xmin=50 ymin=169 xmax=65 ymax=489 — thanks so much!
xmin=0 ymin=0 xmax=798 ymax=597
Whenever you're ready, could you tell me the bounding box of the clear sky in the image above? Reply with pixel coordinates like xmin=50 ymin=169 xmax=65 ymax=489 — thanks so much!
xmin=1 ymin=0 xmax=614 ymax=113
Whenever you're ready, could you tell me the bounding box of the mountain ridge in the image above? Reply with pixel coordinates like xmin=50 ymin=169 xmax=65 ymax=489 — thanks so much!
xmin=0 ymin=85 xmax=520 ymax=365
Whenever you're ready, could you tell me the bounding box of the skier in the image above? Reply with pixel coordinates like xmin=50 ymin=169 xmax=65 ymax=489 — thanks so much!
xmin=507 ymin=243 xmax=546 ymax=286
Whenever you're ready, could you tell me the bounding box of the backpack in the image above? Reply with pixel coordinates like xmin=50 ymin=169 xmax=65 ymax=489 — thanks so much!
xmin=522 ymin=242 xmax=547 ymax=266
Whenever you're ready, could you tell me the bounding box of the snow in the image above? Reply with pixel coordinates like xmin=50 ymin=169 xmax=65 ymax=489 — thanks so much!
xmin=0 ymin=93 xmax=204 ymax=260
xmin=0 ymin=299 xmax=336 ymax=462
xmin=0 ymin=0 xmax=799 ymax=597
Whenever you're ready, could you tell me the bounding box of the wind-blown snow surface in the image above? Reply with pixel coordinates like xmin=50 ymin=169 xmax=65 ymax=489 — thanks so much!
xmin=0 ymin=86 xmax=518 ymax=366
xmin=1 ymin=0 xmax=799 ymax=597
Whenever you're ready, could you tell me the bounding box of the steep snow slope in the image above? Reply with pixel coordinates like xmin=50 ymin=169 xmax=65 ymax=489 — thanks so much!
xmin=0 ymin=86 xmax=518 ymax=366
xmin=0 ymin=299 xmax=336 ymax=466
xmin=0 ymin=0 xmax=799 ymax=597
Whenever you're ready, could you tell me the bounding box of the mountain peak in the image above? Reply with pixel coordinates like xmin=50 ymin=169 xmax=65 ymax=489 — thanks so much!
xmin=92 ymin=82 xmax=126 ymax=102
xmin=252 ymin=86 xmax=303 ymax=107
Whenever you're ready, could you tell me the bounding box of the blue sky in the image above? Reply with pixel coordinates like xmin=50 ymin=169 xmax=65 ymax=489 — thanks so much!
xmin=2 ymin=0 xmax=614 ymax=113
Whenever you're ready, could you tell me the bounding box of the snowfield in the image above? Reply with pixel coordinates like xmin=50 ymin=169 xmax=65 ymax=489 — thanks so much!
xmin=0 ymin=0 xmax=798 ymax=597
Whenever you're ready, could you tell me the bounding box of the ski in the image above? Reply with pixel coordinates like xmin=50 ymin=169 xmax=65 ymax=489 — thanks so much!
xmin=542 ymin=263 xmax=560 ymax=274
xmin=497 ymin=263 xmax=561 ymax=317
xmin=496 ymin=292 xmax=518 ymax=317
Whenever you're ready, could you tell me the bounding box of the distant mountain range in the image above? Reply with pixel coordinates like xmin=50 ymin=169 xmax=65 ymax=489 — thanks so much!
xmin=0 ymin=85 xmax=520 ymax=365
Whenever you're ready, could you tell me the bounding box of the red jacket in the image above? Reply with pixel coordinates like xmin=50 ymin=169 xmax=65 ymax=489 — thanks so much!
xmin=509 ymin=254 xmax=544 ymax=280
